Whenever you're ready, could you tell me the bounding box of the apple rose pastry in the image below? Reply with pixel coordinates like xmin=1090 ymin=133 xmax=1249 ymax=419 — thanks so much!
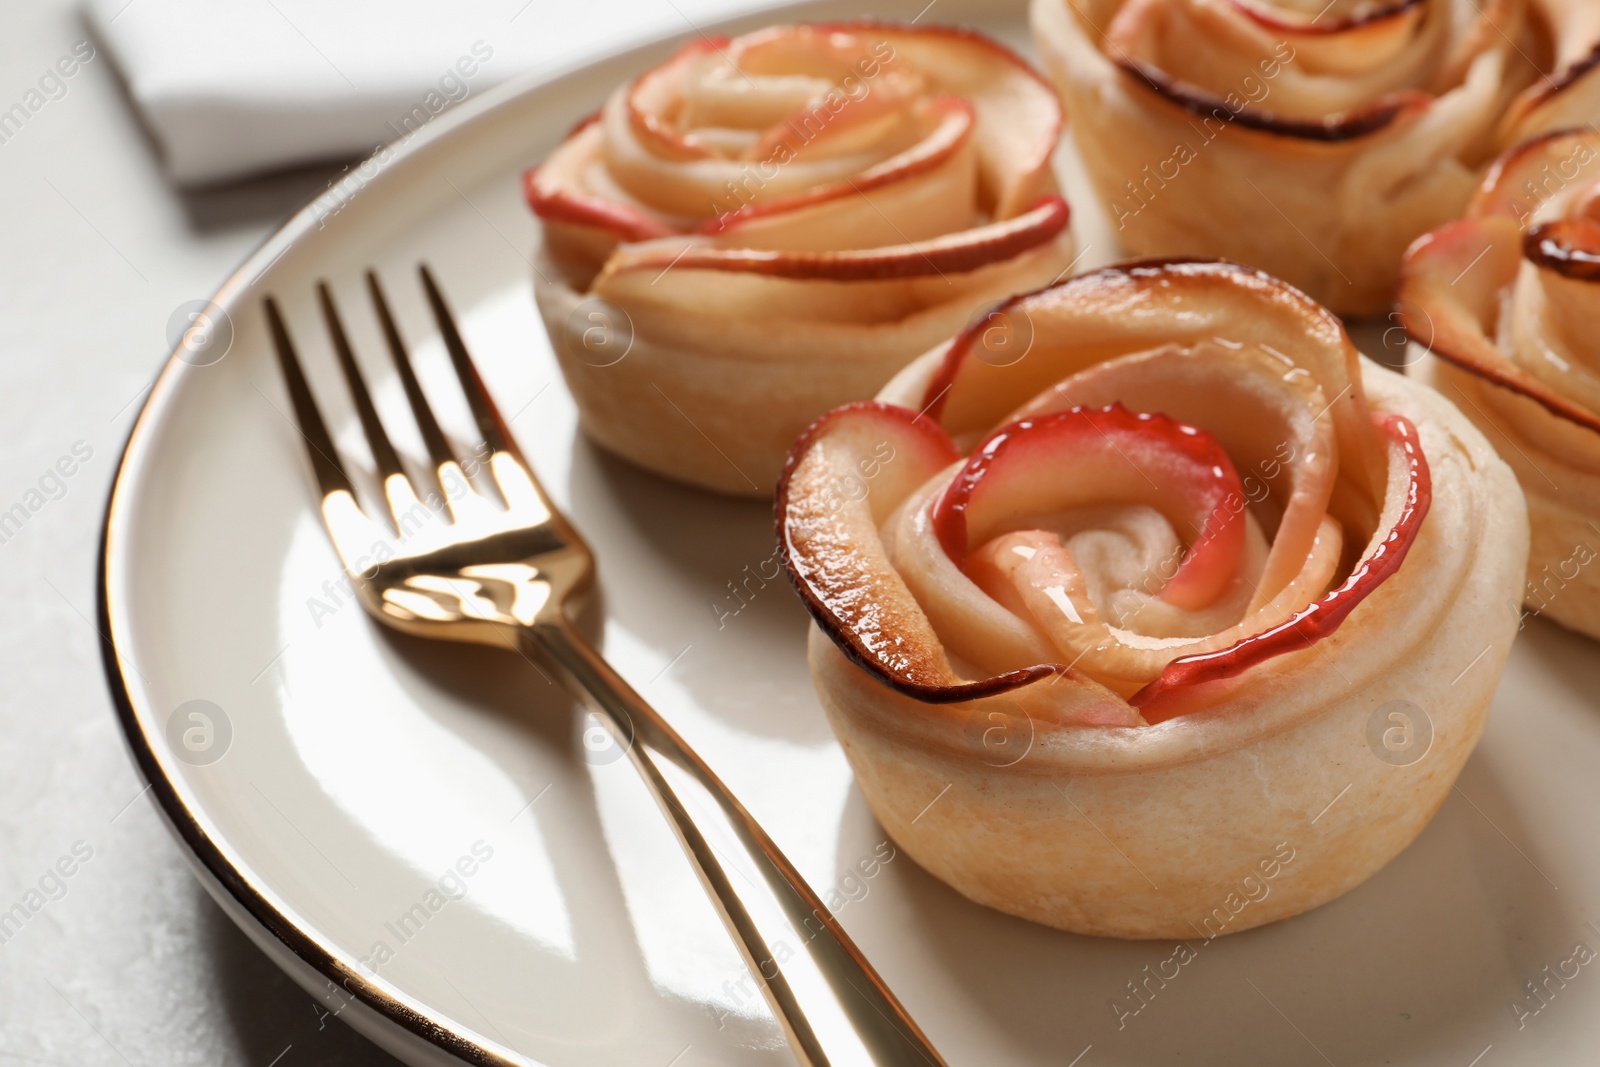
xmin=526 ymin=22 xmax=1076 ymax=496
xmin=1029 ymin=0 xmax=1600 ymax=317
xmin=1400 ymin=128 xmax=1600 ymax=639
xmin=778 ymin=260 xmax=1526 ymax=938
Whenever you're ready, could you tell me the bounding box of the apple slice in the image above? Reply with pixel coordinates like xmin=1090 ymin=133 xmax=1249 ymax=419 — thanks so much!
xmin=1472 ymin=128 xmax=1600 ymax=219
xmin=730 ymin=26 xmax=929 ymax=164
xmin=597 ymin=195 xmax=1068 ymax=284
xmin=1228 ymin=0 xmax=1427 ymax=72
xmin=695 ymin=96 xmax=976 ymax=249
xmin=778 ymin=402 xmax=1072 ymax=702
xmin=1105 ymin=0 xmax=1436 ymax=137
xmin=1133 ymin=415 xmax=1431 ymax=721
xmin=1525 ymin=215 xmax=1600 ymax=279
xmin=813 ymin=22 xmax=1063 ymax=218
xmin=524 ymin=118 xmax=681 ymax=243
xmin=930 ymin=405 xmax=1246 ymax=612
xmin=1498 ymin=8 xmax=1600 ymax=139
xmin=918 ymin=260 xmax=1387 ymax=507
xmin=1399 ymin=215 xmax=1600 ymax=437
xmin=625 ymin=36 xmax=734 ymax=161
xmin=1115 ymin=56 xmax=1429 ymax=142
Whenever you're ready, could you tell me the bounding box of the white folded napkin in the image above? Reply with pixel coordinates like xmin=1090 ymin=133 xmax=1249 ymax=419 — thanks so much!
xmin=86 ymin=0 xmax=745 ymax=186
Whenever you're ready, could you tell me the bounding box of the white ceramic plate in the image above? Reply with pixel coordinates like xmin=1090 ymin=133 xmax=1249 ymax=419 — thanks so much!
xmin=100 ymin=2 xmax=1600 ymax=1064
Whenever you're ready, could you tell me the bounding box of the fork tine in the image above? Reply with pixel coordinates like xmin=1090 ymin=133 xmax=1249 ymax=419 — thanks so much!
xmin=265 ymin=296 xmax=354 ymax=500
xmin=418 ymin=264 xmax=517 ymax=458
xmin=365 ymin=270 xmax=457 ymax=475
xmin=318 ymin=282 xmax=406 ymax=484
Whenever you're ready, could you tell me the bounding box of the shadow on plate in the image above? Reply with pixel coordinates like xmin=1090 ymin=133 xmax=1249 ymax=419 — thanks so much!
xmin=839 ymin=753 xmax=1569 ymax=1066
xmin=574 ymin=443 xmax=773 ymax=582
xmin=1516 ymin=614 xmax=1600 ymax=708
xmin=564 ymin=434 xmax=834 ymax=746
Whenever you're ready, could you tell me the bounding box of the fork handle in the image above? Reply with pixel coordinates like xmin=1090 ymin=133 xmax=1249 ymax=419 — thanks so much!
xmin=524 ymin=619 xmax=948 ymax=1067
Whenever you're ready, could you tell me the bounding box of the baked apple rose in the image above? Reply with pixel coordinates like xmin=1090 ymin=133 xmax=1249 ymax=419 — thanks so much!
xmin=526 ymin=22 xmax=1076 ymax=495
xmin=779 ymin=260 xmax=1526 ymax=938
xmin=1029 ymin=0 xmax=1600 ymax=317
xmin=1401 ymin=128 xmax=1600 ymax=640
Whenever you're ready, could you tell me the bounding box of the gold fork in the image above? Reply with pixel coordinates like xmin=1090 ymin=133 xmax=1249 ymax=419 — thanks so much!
xmin=264 ymin=266 xmax=948 ymax=1067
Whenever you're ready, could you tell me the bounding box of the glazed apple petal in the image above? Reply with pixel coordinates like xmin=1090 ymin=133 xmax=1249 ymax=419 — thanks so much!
xmin=930 ymin=406 xmax=1247 ymax=613
xmin=593 ymin=196 xmax=1070 ymax=303
xmin=1513 ymin=222 xmax=1600 ymax=412
xmin=884 ymin=473 xmax=1067 ymax=678
xmin=1107 ymin=0 xmax=1442 ymax=124
xmin=840 ymin=24 xmax=1064 ymax=218
xmin=571 ymin=203 xmax=1075 ymax=413
xmin=694 ymin=97 xmax=979 ymax=251
xmin=1133 ymin=416 xmax=1429 ymax=722
xmin=1471 ymin=129 xmax=1600 ymax=220
xmin=1004 ymin=342 xmax=1339 ymax=612
xmin=966 ymin=528 xmax=1146 ymax=694
xmin=1498 ymin=2 xmax=1600 ymax=139
xmin=1401 ymin=213 xmax=1600 ymax=438
xmin=732 ymin=32 xmax=930 ymax=163
xmin=625 ymin=37 xmax=735 ymax=161
xmin=1228 ymin=0 xmax=1428 ymax=72
xmin=778 ymin=402 xmax=1075 ymax=701
xmin=564 ymin=21 xmax=1063 ymax=226
xmin=922 ymin=261 xmax=1387 ymax=510
xmin=781 ymin=262 xmax=1441 ymax=723
xmin=525 ymin=120 xmax=684 ymax=247
xmin=602 ymin=78 xmax=897 ymax=219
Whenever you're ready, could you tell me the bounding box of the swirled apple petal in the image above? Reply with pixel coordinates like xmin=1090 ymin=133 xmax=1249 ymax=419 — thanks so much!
xmin=929 ymin=405 xmax=1247 ymax=612
xmin=777 ymin=401 xmax=1062 ymax=698
xmin=525 ymin=118 xmax=683 ymax=244
xmin=1499 ymin=1 xmax=1600 ymax=142
xmin=1132 ymin=416 xmax=1431 ymax=721
xmin=1400 ymin=214 xmax=1600 ymax=437
xmin=1004 ymin=342 xmax=1339 ymax=614
xmin=1106 ymin=0 xmax=1441 ymax=134
xmin=921 ymin=260 xmax=1386 ymax=510
xmin=693 ymin=96 xmax=978 ymax=249
xmin=596 ymin=195 xmax=1069 ymax=284
xmin=813 ymin=22 xmax=1064 ymax=218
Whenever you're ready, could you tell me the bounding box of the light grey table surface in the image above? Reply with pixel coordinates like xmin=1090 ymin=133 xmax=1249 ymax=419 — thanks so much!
xmin=0 ymin=2 xmax=754 ymax=1062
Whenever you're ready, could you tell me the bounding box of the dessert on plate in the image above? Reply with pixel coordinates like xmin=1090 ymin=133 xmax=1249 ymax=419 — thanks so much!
xmin=527 ymin=21 xmax=1077 ymax=495
xmin=1400 ymin=127 xmax=1600 ymax=639
xmin=778 ymin=259 xmax=1527 ymax=938
xmin=1030 ymin=0 xmax=1600 ymax=317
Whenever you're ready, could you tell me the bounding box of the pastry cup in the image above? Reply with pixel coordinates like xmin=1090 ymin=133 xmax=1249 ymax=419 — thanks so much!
xmin=1401 ymin=128 xmax=1600 ymax=640
xmin=527 ymin=22 xmax=1078 ymax=496
xmin=1029 ymin=0 xmax=1600 ymax=317
xmin=779 ymin=260 xmax=1527 ymax=938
